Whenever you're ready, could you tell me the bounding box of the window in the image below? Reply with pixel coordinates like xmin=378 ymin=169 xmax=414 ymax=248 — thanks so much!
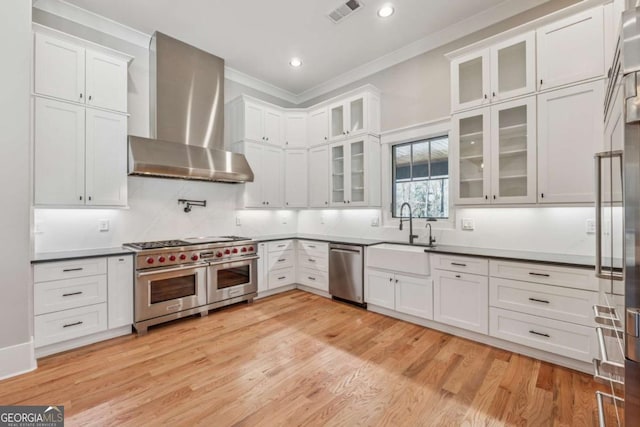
xmin=392 ymin=136 xmax=449 ymax=218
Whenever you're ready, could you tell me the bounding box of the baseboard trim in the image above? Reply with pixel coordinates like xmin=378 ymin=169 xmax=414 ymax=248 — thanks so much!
xmin=367 ymin=304 xmax=592 ymax=374
xmin=35 ymin=326 xmax=132 ymax=359
xmin=0 ymin=339 xmax=37 ymax=381
xmin=294 ymin=284 xmax=331 ymax=299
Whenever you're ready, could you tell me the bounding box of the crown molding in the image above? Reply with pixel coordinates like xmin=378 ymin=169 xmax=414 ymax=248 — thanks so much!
xmin=224 ymin=67 xmax=299 ymax=105
xmin=33 ymin=0 xmax=151 ymax=48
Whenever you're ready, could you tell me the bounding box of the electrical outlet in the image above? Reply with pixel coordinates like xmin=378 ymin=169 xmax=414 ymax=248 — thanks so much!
xmin=235 ymin=216 xmax=241 ymax=226
xmin=320 ymin=214 xmax=325 ymax=224
xmin=461 ymin=218 xmax=475 ymax=230
xmin=99 ymin=220 xmax=110 ymax=232
xmin=34 ymin=221 xmax=43 ymax=234
xmin=586 ymin=219 xmax=596 ymax=234
xmin=371 ymin=217 xmax=379 ymax=227
xmin=281 ymin=214 xmax=288 ymax=225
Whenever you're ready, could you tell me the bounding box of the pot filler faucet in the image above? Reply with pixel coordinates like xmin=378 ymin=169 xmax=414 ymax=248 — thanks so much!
xmin=399 ymin=202 xmax=418 ymax=244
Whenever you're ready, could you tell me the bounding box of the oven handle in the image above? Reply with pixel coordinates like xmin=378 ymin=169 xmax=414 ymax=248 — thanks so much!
xmin=208 ymin=255 xmax=259 ymax=266
xmin=136 ymin=264 xmax=206 ymax=277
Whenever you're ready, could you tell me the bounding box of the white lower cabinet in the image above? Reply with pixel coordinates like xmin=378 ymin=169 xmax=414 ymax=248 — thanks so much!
xmin=107 ymin=256 xmax=134 ymax=329
xmin=433 ymin=269 xmax=489 ymax=334
xmin=296 ymin=240 xmax=329 ymax=293
xmin=35 ymin=303 xmax=108 ymax=348
xmin=265 ymin=240 xmax=296 ymax=290
xmin=366 ymin=269 xmax=433 ymax=319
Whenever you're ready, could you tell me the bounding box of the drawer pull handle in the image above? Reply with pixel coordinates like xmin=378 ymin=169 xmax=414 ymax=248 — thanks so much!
xmin=451 ymin=262 xmax=467 ymax=267
xmin=529 ymin=272 xmax=550 ymax=277
xmin=308 ymin=258 xmax=316 ymax=262
xmin=529 ymin=330 xmax=550 ymax=338
xmin=63 ymin=268 xmax=84 ymax=272
xmin=62 ymin=291 xmax=83 ymax=297
xmin=277 ymin=245 xmax=286 ymax=248
xmin=455 ymin=274 xmax=461 ymax=278
xmin=528 ymin=297 xmax=550 ymax=304
xmin=278 ymin=276 xmax=286 ymax=280
xmin=278 ymin=259 xmax=286 ymax=262
xmin=63 ymin=321 xmax=83 ymax=328
xmin=308 ymin=245 xmax=316 ymax=249
xmin=308 ymin=276 xmax=316 ymax=281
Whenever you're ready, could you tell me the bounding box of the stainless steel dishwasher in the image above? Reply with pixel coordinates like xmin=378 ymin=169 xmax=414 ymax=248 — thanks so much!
xmin=329 ymin=243 xmax=365 ymax=306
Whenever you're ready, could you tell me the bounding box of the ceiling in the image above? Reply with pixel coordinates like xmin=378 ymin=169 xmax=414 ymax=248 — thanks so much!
xmin=56 ymin=0 xmax=550 ymax=98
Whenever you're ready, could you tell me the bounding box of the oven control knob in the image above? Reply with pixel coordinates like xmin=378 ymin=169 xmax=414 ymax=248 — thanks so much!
xmin=216 ymin=252 xmax=223 ymax=258
xmin=241 ymin=247 xmax=247 ymax=253
xmin=191 ymin=254 xmax=199 ymax=261
xmin=248 ymin=246 xmax=254 ymax=252
xmin=146 ymin=257 xmax=154 ymax=265
xmin=158 ymin=256 xmax=166 ymax=263
xmin=224 ymin=249 xmax=231 ymax=255
xmin=169 ymin=255 xmax=176 ymax=261
xmin=179 ymin=254 xmax=187 ymax=260
xmin=232 ymin=248 xmax=238 ymax=254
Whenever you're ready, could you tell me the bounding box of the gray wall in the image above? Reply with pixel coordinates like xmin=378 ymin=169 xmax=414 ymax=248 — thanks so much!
xmin=300 ymin=0 xmax=581 ymax=131
xmin=0 ymin=0 xmax=32 ymax=351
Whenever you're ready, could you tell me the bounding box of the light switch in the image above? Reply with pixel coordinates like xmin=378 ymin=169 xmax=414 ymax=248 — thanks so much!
xmin=99 ymin=220 xmax=110 ymax=232
xmin=371 ymin=217 xmax=379 ymax=227
xmin=235 ymin=216 xmax=242 ymax=226
xmin=586 ymin=219 xmax=596 ymax=234
xmin=462 ymin=218 xmax=474 ymax=230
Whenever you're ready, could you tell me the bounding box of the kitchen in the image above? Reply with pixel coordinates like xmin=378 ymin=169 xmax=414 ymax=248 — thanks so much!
xmin=0 ymin=1 xmax=626 ymax=423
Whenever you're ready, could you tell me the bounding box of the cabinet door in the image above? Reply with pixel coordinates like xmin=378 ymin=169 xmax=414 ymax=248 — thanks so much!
xmin=490 ymin=32 xmax=535 ymax=102
xmin=264 ymin=108 xmax=283 ymax=146
xmin=308 ymin=107 xmax=328 ymax=145
xmin=242 ymin=143 xmax=264 ymax=207
xmin=262 ymin=146 xmax=283 ymax=207
xmin=309 ymin=146 xmax=330 ymax=207
xmin=85 ymin=50 xmax=128 ymax=112
xmin=34 ymin=98 xmax=86 ymax=206
xmin=284 ymin=113 xmax=307 ymax=148
xmin=347 ymin=95 xmax=366 ymax=136
xmin=451 ymin=49 xmax=490 ymax=112
xmin=490 ymin=97 xmax=536 ymax=204
xmin=366 ymin=270 xmax=394 ymax=309
xmin=330 ymin=142 xmax=347 ymax=205
xmin=34 ymin=33 xmax=85 ymax=104
xmin=85 ymin=109 xmax=128 ymax=206
xmin=107 ymin=256 xmax=133 ymax=329
xmin=329 ymin=102 xmax=346 ymax=140
xmin=257 ymin=243 xmax=268 ymax=293
xmin=537 ymin=81 xmax=604 ymax=203
xmin=284 ymin=150 xmax=308 ymax=208
xmin=348 ymin=139 xmax=366 ymax=205
xmin=433 ymin=269 xmax=488 ymax=334
xmin=244 ymin=102 xmax=264 ymax=142
xmin=395 ymin=274 xmax=433 ymax=320
xmin=453 ymin=108 xmax=491 ymax=205
xmin=537 ymin=8 xmax=604 ymax=91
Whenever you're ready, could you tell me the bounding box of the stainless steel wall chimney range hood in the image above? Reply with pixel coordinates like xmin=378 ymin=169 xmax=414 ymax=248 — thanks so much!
xmin=128 ymin=32 xmax=254 ymax=183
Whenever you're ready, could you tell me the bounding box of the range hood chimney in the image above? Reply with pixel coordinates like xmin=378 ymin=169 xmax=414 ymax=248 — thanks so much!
xmin=128 ymin=32 xmax=253 ymax=183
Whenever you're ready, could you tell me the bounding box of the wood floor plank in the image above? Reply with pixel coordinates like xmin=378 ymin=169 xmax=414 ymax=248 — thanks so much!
xmin=0 ymin=290 xmax=608 ymax=426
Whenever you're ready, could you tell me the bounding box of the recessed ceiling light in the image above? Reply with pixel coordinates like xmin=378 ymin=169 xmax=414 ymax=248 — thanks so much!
xmin=289 ymin=57 xmax=302 ymax=68
xmin=377 ymin=4 xmax=394 ymax=18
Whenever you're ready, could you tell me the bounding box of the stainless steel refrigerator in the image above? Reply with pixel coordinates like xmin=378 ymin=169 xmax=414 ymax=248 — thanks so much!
xmin=595 ymin=6 xmax=640 ymax=425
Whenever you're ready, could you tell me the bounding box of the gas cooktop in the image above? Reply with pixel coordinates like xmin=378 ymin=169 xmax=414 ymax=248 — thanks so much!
xmin=124 ymin=236 xmax=251 ymax=251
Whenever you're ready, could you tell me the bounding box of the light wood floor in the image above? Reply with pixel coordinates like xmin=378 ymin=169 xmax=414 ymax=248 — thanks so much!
xmin=1 ymin=290 xmax=609 ymax=426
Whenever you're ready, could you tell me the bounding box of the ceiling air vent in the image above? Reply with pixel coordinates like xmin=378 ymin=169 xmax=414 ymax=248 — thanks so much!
xmin=328 ymin=0 xmax=363 ymax=24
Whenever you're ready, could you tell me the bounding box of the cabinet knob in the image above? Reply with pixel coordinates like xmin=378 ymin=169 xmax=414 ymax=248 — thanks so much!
xmin=485 ymin=195 xmax=488 ymax=200
xmin=540 ymin=193 xmax=544 ymax=199
xmin=88 ymin=95 xmax=92 ymax=101
xmin=88 ymin=196 xmax=92 ymax=201
xmin=79 ymin=93 xmax=83 ymax=99
xmin=286 ymin=202 xmax=289 ymax=205
xmin=389 ymin=277 xmax=393 ymax=282
xmin=493 ymin=195 xmax=496 ymax=200
xmin=79 ymin=195 xmax=83 ymax=201
xmin=540 ymin=79 xmax=543 ymax=86
xmin=347 ymin=200 xmax=351 ymax=203
xmin=266 ymin=201 xmax=269 ymax=205
xmin=492 ymin=92 xmax=496 ymax=97
xmin=324 ymin=137 xmax=327 ymax=140
xmin=484 ymin=94 xmax=488 ymax=99
xmin=325 ymin=201 xmax=328 ymax=205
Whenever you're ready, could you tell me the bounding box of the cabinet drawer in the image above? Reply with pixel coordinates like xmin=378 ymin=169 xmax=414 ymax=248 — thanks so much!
xmin=489 ymin=307 xmax=596 ymax=362
xmin=298 ymin=240 xmax=328 ymax=258
xmin=297 ymin=268 xmax=328 ymax=291
xmin=35 ymin=275 xmax=107 ymax=315
xmin=489 ymin=260 xmax=597 ymax=291
xmin=268 ymin=268 xmax=295 ymax=289
xmin=35 ymin=303 xmax=108 ymax=348
xmin=490 ymin=277 xmax=597 ymax=326
xmin=431 ymin=254 xmax=488 ymax=275
xmin=34 ymin=258 xmax=107 ymax=282
xmin=268 ymin=250 xmax=295 ymax=270
xmin=298 ymin=250 xmax=328 ymax=271
xmin=268 ymin=240 xmax=295 ymax=253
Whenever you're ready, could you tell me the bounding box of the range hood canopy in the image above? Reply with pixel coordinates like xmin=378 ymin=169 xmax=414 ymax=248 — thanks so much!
xmin=128 ymin=31 xmax=253 ymax=183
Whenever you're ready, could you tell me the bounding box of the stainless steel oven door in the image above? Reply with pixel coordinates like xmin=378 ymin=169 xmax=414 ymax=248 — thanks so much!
xmin=207 ymin=256 xmax=258 ymax=303
xmin=135 ymin=264 xmax=207 ymax=322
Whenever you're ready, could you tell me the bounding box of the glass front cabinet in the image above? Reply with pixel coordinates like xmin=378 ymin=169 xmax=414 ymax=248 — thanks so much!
xmin=328 ymin=93 xmax=380 ymax=142
xmin=329 ymin=136 xmax=381 ymax=207
xmin=453 ymin=96 xmax=536 ymax=205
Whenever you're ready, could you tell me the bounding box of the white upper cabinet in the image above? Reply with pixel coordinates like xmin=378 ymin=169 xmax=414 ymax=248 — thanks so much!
xmin=309 ymin=145 xmax=330 ymax=207
xmin=537 ymin=80 xmax=604 ymax=203
xmin=235 ymin=142 xmax=283 ymax=208
xmin=451 ymin=32 xmax=535 ymax=112
xmin=284 ymin=149 xmax=308 ymax=207
xmin=244 ymin=102 xmax=264 ymax=142
xmin=453 ymin=108 xmax=491 ymax=205
xmin=284 ymin=112 xmax=308 ymax=148
xmin=329 ymin=136 xmax=381 ymax=207
xmin=308 ymin=107 xmax=329 ymax=146
xmin=231 ymin=99 xmax=283 ymax=146
xmin=537 ymin=8 xmax=604 ymax=91
xmin=263 ymin=107 xmax=283 ymax=146
xmin=34 ymin=32 xmax=129 ymax=113
xmin=328 ymin=93 xmax=380 ymax=141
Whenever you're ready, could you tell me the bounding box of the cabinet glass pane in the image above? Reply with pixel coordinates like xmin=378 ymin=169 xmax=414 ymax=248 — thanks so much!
xmin=332 ymin=145 xmax=345 ymax=203
xmin=459 ymin=115 xmax=484 ymax=199
xmin=350 ymin=141 xmax=365 ymax=203
xmin=497 ymin=105 xmax=527 ymax=197
xmin=331 ymin=105 xmax=344 ymax=138
xmin=459 ymin=57 xmax=483 ymax=104
xmin=350 ymin=98 xmax=364 ymax=133
xmin=498 ymin=41 xmax=526 ymax=94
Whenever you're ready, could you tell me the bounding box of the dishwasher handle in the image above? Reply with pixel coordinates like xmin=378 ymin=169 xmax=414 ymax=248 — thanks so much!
xmin=329 ymin=244 xmax=362 ymax=255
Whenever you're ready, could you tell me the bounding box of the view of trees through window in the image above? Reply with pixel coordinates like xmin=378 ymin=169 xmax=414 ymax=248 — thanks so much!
xmin=392 ymin=136 xmax=449 ymax=218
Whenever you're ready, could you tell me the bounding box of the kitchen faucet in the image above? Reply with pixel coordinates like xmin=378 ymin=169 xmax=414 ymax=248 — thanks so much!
xmin=425 ymin=221 xmax=437 ymax=247
xmin=399 ymin=202 xmax=418 ymax=244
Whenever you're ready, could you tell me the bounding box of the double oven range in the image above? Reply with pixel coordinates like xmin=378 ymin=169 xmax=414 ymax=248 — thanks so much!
xmin=123 ymin=236 xmax=258 ymax=334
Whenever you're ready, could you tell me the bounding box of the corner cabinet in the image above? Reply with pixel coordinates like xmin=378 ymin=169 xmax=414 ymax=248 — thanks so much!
xmin=235 ymin=142 xmax=283 ymax=208
xmin=453 ymin=96 xmax=536 ymax=205
xmin=329 ymin=136 xmax=381 ymax=207
xmin=309 ymin=146 xmax=330 ymax=207
xmin=284 ymin=149 xmax=308 ymax=208
xmin=328 ymin=93 xmax=380 ymax=142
